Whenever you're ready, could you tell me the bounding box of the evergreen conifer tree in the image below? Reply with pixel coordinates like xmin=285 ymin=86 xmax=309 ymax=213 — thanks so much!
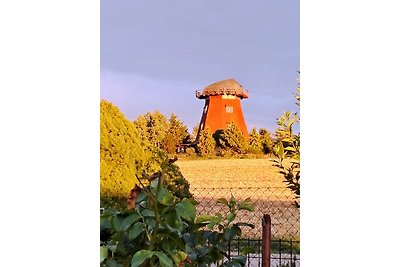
xmin=248 ymin=127 xmax=263 ymax=154
xmin=197 ymin=127 xmax=216 ymax=156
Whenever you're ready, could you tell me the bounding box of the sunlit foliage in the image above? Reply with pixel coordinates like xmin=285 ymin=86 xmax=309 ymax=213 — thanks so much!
xmin=214 ymin=123 xmax=248 ymax=155
xmin=196 ymin=127 xmax=216 ymax=156
xmin=100 ymin=100 xmax=191 ymax=200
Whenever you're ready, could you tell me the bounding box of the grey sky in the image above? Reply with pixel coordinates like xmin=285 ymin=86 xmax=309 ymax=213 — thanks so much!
xmin=101 ymin=0 xmax=299 ymax=133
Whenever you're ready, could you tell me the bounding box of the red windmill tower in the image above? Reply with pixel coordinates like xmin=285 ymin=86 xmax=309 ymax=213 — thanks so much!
xmin=195 ymin=78 xmax=249 ymax=139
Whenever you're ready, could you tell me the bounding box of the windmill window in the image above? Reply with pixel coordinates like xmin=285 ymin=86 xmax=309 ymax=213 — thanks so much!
xmin=225 ymin=106 xmax=233 ymax=113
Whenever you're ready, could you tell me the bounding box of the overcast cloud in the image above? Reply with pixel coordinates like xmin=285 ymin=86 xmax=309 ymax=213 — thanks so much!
xmin=101 ymin=0 xmax=299 ymax=132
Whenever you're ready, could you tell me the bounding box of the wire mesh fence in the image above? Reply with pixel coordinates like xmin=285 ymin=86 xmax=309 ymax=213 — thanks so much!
xmin=191 ymin=187 xmax=300 ymax=267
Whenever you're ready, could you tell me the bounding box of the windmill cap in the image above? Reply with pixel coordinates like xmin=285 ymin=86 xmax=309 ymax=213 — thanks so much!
xmin=196 ymin=78 xmax=249 ymax=99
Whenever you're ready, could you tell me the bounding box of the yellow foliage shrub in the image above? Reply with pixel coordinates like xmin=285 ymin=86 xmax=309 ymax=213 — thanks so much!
xmin=100 ymin=100 xmax=158 ymax=199
xmin=100 ymin=100 xmax=192 ymax=201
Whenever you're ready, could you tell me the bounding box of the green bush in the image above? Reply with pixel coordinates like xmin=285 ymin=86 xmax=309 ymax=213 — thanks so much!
xmin=100 ymin=170 xmax=255 ymax=267
xmin=100 ymin=100 xmax=153 ymax=199
xmin=100 ymin=100 xmax=191 ymax=200
xmin=259 ymin=128 xmax=273 ymax=154
xmin=248 ymin=127 xmax=263 ymax=154
xmin=213 ymin=123 xmax=248 ymax=155
xmin=134 ymin=111 xmax=169 ymax=148
xmin=197 ymin=127 xmax=216 ymax=156
xmin=134 ymin=112 xmax=190 ymax=154
xmin=162 ymin=114 xmax=191 ymax=154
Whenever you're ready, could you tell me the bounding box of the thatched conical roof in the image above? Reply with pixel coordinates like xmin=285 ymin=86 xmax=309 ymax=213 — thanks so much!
xmin=196 ymin=78 xmax=249 ymax=99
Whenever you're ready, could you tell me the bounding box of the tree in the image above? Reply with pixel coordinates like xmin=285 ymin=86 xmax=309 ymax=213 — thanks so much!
xmin=101 ymin=101 xmax=192 ymax=200
xmin=248 ymin=127 xmax=263 ymax=154
xmin=214 ymin=123 xmax=248 ymax=155
xmin=259 ymin=128 xmax=273 ymax=154
xmin=197 ymin=127 xmax=216 ymax=156
xmin=134 ymin=111 xmax=169 ymax=148
xmin=162 ymin=113 xmax=190 ymax=154
xmin=135 ymin=112 xmax=190 ymax=154
xmin=100 ymin=100 xmax=155 ymax=199
xmin=273 ymin=77 xmax=300 ymax=207
xmin=191 ymin=123 xmax=199 ymax=142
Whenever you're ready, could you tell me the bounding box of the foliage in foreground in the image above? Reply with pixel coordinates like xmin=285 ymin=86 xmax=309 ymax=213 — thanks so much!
xmin=100 ymin=170 xmax=255 ymax=267
xmin=273 ymin=84 xmax=300 ymax=208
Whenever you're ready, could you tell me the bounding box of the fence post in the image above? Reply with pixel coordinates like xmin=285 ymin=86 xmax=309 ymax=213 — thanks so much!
xmin=262 ymin=214 xmax=271 ymax=267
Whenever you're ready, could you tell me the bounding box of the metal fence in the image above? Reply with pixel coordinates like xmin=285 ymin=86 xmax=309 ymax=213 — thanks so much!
xmin=191 ymin=187 xmax=300 ymax=267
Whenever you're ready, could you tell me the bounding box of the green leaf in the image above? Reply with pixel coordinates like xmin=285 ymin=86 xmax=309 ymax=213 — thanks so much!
xmin=153 ymin=252 xmax=173 ymax=267
xmin=161 ymin=238 xmax=177 ymax=252
xmin=136 ymin=191 xmax=147 ymax=203
xmin=107 ymin=244 xmax=117 ymax=253
xmin=226 ymin=212 xmax=236 ymax=223
xmin=216 ymin=198 xmax=228 ymax=206
xmin=128 ymin=222 xmax=144 ymax=240
xmin=121 ymin=213 xmax=141 ymax=231
xmin=159 ymin=191 xmax=175 ymax=205
xmin=224 ymin=227 xmax=236 ymax=241
xmin=176 ymin=200 xmax=196 ymax=221
xmin=144 ymin=218 xmax=156 ymax=229
xmin=237 ymin=198 xmax=254 ymax=212
xmin=169 ymin=251 xmax=187 ymax=265
xmin=195 ymin=214 xmax=214 ymax=223
xmin=284 ymin=146 xmax=296 ymax=152
xmin=141 ymin=209 xmax=155 ymax=217
xmin=104 ymin=259 xmax=123 ymax=267
xmin=228 ymin=195 xmax=236 ymax=210
xmin=158 ymin=188 xmax=174 ymax=205
xmin=183 ymin=232 xmax=196 ymax=247
xmin=275 ymin=142 xmax=284 ymax=158
xmin=164 ymin=210 xmax=182 ymax=231
xmin=150 ymin=178 xmax=160 ymax=189
xmin=111 ymin=213 xmax=125 ymax=232
xmin=131 ymin=250 xmax=153 ymax=267
xmin=176 ymin=251 xmax=187 ymax=262
xmin=100 ymin=215 xmax=111 ymax=231
xmin=100 ymin=246 xmax=108 ymax=263
xmin=207 ymin=213 xmax=222 ymax=229
xmin=169 ymin=253 xmax=180 ymax=265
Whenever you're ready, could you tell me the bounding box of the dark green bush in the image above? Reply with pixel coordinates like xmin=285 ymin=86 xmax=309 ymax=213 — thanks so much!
xmin=100 ymin=170 xmax=255 ymax=267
